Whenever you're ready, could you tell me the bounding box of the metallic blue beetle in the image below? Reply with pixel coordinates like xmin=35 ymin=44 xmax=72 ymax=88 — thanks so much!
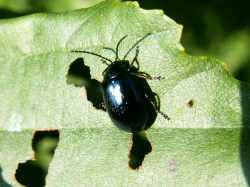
xmin=71 ymin=35 xmax=169 ymax=133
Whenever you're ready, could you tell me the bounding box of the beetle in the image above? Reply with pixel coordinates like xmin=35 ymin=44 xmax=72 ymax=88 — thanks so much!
xmin=71 ymin=34 xmax=169 ymax=133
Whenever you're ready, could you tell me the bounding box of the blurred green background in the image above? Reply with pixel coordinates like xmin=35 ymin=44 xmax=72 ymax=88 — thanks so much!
xmin=1 ymin=0 xmax=250 ymax=186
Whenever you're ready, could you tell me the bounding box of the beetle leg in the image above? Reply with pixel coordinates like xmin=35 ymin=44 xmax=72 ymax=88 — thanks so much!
xmin=99 ymin=102 xmax=106 ymax=110
xmin=130 ymin=72 xmax=164 ymax=80
xmin=128 ymin=46 xmax=139 ymax=71
xmin=149 ymin=76 xmax=164 ymax=80
xmin=145 ymin=93 xmax=170 ymax=120
xmin=100 ymin=59 xmax=109 ymax=66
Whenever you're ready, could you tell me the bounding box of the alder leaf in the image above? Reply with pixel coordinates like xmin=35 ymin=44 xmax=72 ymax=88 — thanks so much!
xmin=0 ymin=0 xmax=250 ymax=186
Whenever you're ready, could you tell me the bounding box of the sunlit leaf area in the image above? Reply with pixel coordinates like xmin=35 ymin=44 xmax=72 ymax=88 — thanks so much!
xmin=0 ymin=0 xmax=250 ymax=186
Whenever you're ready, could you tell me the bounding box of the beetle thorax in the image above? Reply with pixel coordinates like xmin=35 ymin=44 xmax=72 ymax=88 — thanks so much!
xmin=103 ymin=61 xmax=128 ymax=80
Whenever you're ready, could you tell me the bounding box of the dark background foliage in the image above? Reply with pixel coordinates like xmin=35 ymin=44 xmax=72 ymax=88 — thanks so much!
xmin=1 ymin=0 xmax=249 ymax=186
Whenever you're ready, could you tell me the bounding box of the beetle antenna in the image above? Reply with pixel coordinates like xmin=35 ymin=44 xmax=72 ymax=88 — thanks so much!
xmin=115 ymin=35 xmax=128 ymax=61
xmin=123 ymin=33 xmax=151 ymax=60
xmin=70 ymin=50 xmax=113 ymax=64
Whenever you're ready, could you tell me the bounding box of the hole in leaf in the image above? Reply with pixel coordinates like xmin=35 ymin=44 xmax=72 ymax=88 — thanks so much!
xmin=187 ymin=99 xmax=195 ymax=108
xmin=15 ymin=130 xmax=59 ymax=187
xmin=66 ymin=58 xmax=104 ymax=110
xmin=129 ymin=131 xmax=152 ymax=170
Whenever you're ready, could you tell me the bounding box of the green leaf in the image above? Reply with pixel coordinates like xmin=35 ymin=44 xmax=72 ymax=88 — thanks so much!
xmin=1 ymin=0 xmax=250 ymax=186
xmin=0 ymin=0 xmax=104 ymax=13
